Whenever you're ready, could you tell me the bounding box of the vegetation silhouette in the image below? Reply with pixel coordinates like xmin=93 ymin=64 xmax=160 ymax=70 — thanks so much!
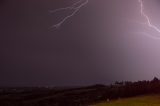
xmin=1 ymin=77 xmax=160 ymax=106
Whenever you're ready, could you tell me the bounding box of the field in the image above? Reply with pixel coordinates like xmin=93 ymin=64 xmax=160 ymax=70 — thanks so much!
xmin=1 ymin=85 xmax=160 ymax=106
xmin=0 ymin=86 xmax=107 ymax=106
xmin=95 ymin=95 xmax=160 ymax=106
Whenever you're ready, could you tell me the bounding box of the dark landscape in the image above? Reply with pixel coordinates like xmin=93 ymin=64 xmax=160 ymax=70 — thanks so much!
xmin=1 ymin=77 xmax=160 ymax=106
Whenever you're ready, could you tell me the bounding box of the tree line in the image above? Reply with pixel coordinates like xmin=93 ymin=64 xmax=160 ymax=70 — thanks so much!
xmin=101 ymin=77 xmax=160 ymax=100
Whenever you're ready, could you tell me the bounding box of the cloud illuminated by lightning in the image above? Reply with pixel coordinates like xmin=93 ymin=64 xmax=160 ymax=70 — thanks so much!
xmin=138 ymin=0 xmax=160 ymax=39
xmin=49 ymin=0 xmax=88 ymax=29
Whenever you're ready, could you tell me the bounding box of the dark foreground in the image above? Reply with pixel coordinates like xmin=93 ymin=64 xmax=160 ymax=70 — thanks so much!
xmin=1 ymin=77 xmax=160 ymax=106
xmin=0 ymin=85 xmax=107 ymax=106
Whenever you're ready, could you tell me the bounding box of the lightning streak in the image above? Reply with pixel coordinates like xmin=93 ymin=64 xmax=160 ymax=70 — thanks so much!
xmin=138 ymin=0 xmax=160 ymax=38
xmin=50 ymin=0 xmax=88 ymax=29
xmin=50 ymin=0 xmax=160 ymax=38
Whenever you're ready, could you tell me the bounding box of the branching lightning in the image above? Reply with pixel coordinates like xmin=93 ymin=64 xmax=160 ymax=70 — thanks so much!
xmin=50 ymin=0 xmax=160 ymax=39
xmin=138 ymin=0 xmax=160 ymax=38
xmin=50 ymin=0 xmax=88 ymax=29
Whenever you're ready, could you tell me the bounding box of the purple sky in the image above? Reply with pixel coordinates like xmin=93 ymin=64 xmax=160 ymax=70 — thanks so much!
xmin=1 ymin=0 xmax=160 ymax=86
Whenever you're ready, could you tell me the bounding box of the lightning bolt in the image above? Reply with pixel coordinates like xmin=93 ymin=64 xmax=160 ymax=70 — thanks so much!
xmin=50 ymin=0 xmax=160 ymax=39
xmin=49 ymin=0 xmax=88 ymax=29
xmin=138 ymin=0 xmax=160 ymax=39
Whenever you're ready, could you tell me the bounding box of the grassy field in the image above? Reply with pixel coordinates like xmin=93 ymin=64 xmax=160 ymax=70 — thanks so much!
xmin=95 ymin=95 xmax=160 ymax=106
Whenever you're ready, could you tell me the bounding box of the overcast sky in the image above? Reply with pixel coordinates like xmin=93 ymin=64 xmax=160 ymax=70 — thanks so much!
xmin=1 ymin=0 xmax=160 ymax=86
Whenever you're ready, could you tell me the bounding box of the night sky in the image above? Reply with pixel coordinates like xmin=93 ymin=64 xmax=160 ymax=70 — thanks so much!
xmin=1 ymin=0 xmax=160 ymax=86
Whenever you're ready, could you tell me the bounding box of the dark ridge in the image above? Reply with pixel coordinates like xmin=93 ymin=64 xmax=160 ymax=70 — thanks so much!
xmin=0 ymin=77 xmax=160 ymax=106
